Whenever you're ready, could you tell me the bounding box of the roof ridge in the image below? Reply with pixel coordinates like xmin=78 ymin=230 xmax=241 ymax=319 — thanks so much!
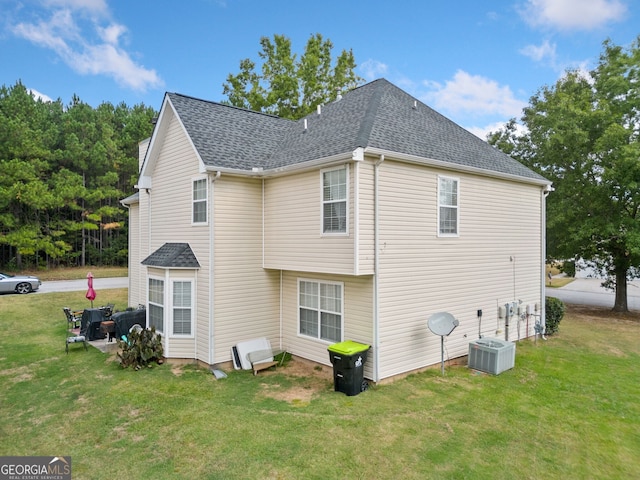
xmin=167 ymin=92 xmax=287 ymax=120
xmin=354 ymin=80 xmax=387 ymax=147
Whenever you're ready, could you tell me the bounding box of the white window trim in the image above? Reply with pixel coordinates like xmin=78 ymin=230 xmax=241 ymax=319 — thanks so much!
xmin=297 ymin=278 xmax=344 ymax=344
xmin=147 ymin=276 xmax=165 ymax=334
xmin=437 ymin=175 xmax=460 ymax=237
xmin=320 ymin=165 xmax=349 ymax=236
xmin=192 ymin=176 xmax=208 ymax=225
xmin=169 ymin=279 xmax=195 ymax=338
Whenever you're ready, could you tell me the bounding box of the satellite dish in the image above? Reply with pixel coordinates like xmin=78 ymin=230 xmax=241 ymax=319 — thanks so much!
xmin=428 ymin=312 xmax=459 ymax=337
xmin=427 ymin=312 xmax=460 ymax=376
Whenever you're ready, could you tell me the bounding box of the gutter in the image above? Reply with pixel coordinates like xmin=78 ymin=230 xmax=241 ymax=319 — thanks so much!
xmin=363 ymin=147 xmax=550 ymax=187
xmin=204 ymin=150 xmax=364 ymax=178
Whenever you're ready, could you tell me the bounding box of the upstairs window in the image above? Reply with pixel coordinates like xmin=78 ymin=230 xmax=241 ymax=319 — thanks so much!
xmin=193 ymin=178 xmax=207 ymax=224
xmin=322 ymin=166 xmax=347 ymax=234
xmin=438 ymin=176 xmax=459 ymax=236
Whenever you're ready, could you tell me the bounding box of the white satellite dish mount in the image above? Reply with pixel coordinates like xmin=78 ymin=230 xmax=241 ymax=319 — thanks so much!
xmin=427 ymin=312 xmax=460 ymax=376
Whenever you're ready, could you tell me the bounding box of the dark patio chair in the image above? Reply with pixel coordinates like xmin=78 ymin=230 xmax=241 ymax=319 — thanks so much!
xmin=63 ymin=307 xmax=83 ymax=329
xmin=64 ymin=308 xmax=87 ymax=353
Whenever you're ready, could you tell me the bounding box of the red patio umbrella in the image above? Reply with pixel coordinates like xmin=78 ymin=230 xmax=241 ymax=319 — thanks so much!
xmin=86 ymin=271 xmax=96 ymax=308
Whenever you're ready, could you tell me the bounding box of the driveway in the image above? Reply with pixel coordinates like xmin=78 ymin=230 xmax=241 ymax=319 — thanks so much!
xmin=546 ymin=277 xmax=640 ymax=310
xmin=37 ymin=277 xmax=128 ymax=294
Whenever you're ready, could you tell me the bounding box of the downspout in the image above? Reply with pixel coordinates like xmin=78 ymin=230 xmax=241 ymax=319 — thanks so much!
xmin=354 ymin=161 xmax=360 ymax=275
xmin=209 ymin=171 xmax=221 ymax=365
xmin=373 ymin=155 xmax=385 ymax=383
xmin=541 ymin=184 xmax=552 ymax=336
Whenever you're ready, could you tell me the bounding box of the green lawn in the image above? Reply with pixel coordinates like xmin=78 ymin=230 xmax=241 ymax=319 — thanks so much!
xmin=1 ymin=291 xmax=638 ymax=479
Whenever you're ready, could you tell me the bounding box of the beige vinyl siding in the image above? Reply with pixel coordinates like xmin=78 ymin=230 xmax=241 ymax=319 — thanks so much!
xmin=145 ymin=111 xmax=210 ymax=361
xmin=357 ymin=160 xmax=375 ymax=274
xmin=127 ymin=202 xmax=142 ymax=307
xmin=212 ymin=176 xmax=281 ymax=364
xmin=280 ymin=271 xmax=375 ymax=379
xmin=376 ymin=160 xmax=543 ymax=379
xmin=264 ymin=164 xmax=356 ymax=275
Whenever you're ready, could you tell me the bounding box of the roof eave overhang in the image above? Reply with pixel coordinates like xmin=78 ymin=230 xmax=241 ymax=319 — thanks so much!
xmin=141 ymin=265 xmax=200 ymax=270
xmin=203 ymin=147 xmax=365 ymax=178
xmin=363 ymin=147 xmax=551 ymax=187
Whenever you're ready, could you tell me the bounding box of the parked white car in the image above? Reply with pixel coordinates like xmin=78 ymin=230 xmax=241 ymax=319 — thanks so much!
xmin=0 ymin=272 xmax=42 ymax=294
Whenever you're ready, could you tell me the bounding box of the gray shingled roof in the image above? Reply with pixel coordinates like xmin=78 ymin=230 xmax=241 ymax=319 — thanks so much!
xmin=141 ymin=243 xmax=200 ymax=268
xmin=167 ymin=93 xmax=292 ymax=171
xmin=166 ymin=79 xmax=546 ymax=182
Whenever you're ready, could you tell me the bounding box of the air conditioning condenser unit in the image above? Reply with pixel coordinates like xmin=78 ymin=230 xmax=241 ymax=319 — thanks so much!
xmin=468 ymin=338 xmax=515 ymax=375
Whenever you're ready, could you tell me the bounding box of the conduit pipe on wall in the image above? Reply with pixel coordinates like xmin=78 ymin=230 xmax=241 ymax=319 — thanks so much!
xmin=373 ymin=154 xmax=385 ymax=383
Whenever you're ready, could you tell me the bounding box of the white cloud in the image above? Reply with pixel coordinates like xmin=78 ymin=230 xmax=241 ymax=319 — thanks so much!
xmin=520 ymin=40 xmax=557 ymax=64
xmin=359 ymin=59 xmax=388 ymax=81
xmin=43 ymin=0 xmax=108 ymax=15
xmin=465 ymin=120 xmax=528 ymax=141
xmin=10 ymin=2 xmax=163 ymax=92
xmin=28 ymin=88 xmax=54 ymax=103
xmin=521 ymin=0 xmax=627 ymax=30
xmin=422 ymin=70 xmax=526 ymax=119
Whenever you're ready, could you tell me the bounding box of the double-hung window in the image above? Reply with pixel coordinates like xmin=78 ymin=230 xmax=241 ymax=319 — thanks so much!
xmin=322 ymin=166 xmax=347 ymax=234
xmin=148 ymin=278 xmax=164 ymax=333
xmin=172 ymin=281 xmax=192 ymax=336
xmin=299 ymin=279 xmax=343 ymax=343
xmin=438 ymin=176 xmax=459 ymax=236
xmin=192 ymin=178 xmax=207 ymax=224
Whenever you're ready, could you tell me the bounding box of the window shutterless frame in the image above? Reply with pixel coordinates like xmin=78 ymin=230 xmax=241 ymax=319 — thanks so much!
xmin=148 ymin=277 xmax=165 ymax=333
xmin=298 ymin=278 xmax=344 ymax=343
xmin=437 ymin=175 xmax=459 ymax=237
xmin=321 ymin=165 xmax=349 ymax=235
xmin=171 ymin=280 xmax=193 ymax=337
xmin=192 ymin=177 xmax=208 ymax=224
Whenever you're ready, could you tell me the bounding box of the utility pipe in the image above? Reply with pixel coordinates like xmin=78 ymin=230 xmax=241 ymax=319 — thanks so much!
xmin=208 ymin=171 xmax=221 ymax=365
xmin=373 ymin=154 xmax=385 ymax=383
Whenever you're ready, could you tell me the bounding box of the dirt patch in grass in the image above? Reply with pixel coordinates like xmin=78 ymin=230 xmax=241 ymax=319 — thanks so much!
xmin=259 ymin=357 xmax=333 ymax=404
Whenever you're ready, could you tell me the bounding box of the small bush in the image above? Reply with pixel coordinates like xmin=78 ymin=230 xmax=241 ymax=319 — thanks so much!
xmin=117 ymin=326 xmax=164 ymax=370
xmin=545 ymin=297 xmax=565 ymax=335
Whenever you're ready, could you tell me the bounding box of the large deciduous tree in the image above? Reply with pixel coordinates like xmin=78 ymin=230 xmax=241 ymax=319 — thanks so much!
xmin=489 ymin=37 xmax=640 ymax=312
xmin=222 ymin=33 xmax=363 ymax=119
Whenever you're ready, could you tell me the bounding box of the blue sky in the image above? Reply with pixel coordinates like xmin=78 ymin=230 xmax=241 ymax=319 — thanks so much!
xmin=1 ymin=0 xmax=637 ymax=138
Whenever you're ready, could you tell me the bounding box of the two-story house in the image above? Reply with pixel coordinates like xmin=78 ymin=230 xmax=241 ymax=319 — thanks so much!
xmin=123 ymin=78 xmax=551 ymax=383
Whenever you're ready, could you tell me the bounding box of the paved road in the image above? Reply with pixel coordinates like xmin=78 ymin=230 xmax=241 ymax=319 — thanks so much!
xmin=37 ymin=277 xmax=128 ymax=294
xmin=546 ymin=277 xmax=640 ymax=310
xmin=35 ymin=276 xmax=639 ymax=310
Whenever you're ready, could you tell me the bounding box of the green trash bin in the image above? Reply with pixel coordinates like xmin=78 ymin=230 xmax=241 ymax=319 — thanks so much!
xmin=328 ymin=340 xmax=370 ymax=396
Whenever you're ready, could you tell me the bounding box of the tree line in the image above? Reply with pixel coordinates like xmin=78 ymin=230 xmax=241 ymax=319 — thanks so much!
xmin=489 ymin=36 xmax=640 ymax=312
xmin=0 ymin=81 xmax=156 ymax=270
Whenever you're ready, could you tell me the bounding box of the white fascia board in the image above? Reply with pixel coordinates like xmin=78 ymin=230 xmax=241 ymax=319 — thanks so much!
xmin=139 ymin=95 xmax=208 ymax=182
xmin=204 ymin=149 xmax=364 ymax=178
xmin=363 ymin=147 xmax=551 ymax=187
xmin=136 ymin=176 xmax=152 ymax=189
